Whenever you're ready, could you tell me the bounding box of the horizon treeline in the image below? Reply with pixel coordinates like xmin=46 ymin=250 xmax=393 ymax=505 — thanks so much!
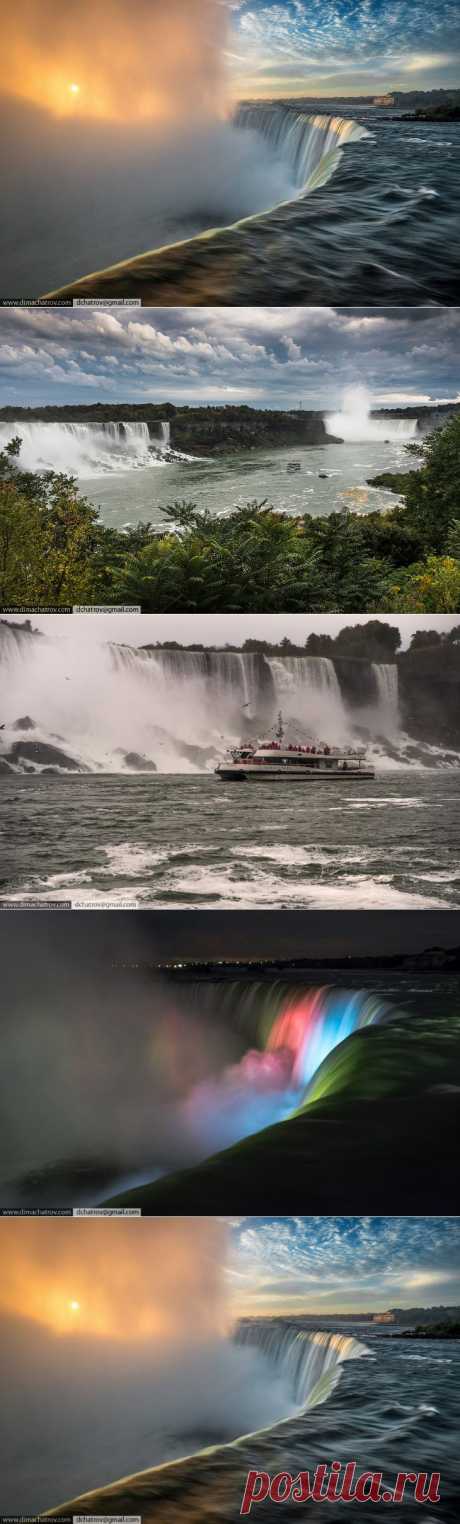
xmin=136 ymin=623 xmax=460 ymax=660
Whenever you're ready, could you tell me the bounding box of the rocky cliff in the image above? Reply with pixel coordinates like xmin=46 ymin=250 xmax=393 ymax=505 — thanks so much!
xmin=0 ymin=402 xmax=338 ymax=451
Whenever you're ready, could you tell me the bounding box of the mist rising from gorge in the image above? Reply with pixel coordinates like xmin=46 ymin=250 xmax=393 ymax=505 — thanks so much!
xmin=0 ymin=1217 xmax=298 ymax=1511
xmin=0 ymin=0 xmax=295 ymax=292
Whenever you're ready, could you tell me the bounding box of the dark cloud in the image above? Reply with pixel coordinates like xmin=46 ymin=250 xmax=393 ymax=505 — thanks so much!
xmin=0 ymin=306 xmax=458 ymax=407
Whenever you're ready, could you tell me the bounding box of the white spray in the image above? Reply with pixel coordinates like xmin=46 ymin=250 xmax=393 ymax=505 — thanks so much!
xmin=327 ymin=386 xmax=418 ymax=444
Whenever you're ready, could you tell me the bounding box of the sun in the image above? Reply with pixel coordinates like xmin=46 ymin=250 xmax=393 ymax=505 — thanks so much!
xmin=68 ymin=83 xmax=80 ymax=96
xmin=69 ymin=1300 xmax=80 ymax=1312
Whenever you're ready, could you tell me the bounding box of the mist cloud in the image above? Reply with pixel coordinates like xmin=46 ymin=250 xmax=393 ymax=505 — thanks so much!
xmin=0 ymin=1216 xmax=295 ymax=1512
xmin=0 ymin=0 xmax=299 ymax=293
xmin=3 ymin=0 xmax=229 ymax=121
xmin=0 ymin=1216 xmax=227 ymax=1338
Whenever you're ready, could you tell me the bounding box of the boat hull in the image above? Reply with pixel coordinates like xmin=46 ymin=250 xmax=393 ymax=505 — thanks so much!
xmin=216 ymin=766 xmax=375 ymax=781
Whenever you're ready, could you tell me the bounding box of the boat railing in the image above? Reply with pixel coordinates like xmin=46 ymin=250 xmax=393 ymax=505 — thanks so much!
xmin=227 ymin=740 xmax=368 ymax=761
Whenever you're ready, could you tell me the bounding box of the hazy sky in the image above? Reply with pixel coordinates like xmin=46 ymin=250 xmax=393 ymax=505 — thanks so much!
xmin=3 ymin=0 xmax=457 ymax=119
xmin=228 ymin=1216 xmax=460 ymax=1314
xmin=1 ymin=306 xmax=459 ymax=410
xmin=2 ymin=910 xmax=460 ymax=963
xmin=8 ymin=612 xmax=459 ymax=648
xmin=1 ymin=1215 xmax=458 ymax=1328
xmin=224 ymin=0 xmax=460 ymax=98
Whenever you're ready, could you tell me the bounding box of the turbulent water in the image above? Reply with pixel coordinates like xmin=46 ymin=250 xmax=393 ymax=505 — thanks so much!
xmin=1 ymin=774 xmax=459 ymax=908
xmin=0 ymin=419 xmax=200 ymax=479
xmin=0 ymin=417 xmax=421 ymax=525
xmin=77 ymin=439 xmax=416 ymax=527
xmin=36 ymin=1320 xmax=460 ymax=1521
xmin=0 ymin=1317 xmax=310 ymax=1514
xmin=0 ymin=106 xmax=299 ymax=298
xmin=49 ymin=105 xmax=460 ymax=304
xmin=1 ymin=631 xmax=459 ymax=907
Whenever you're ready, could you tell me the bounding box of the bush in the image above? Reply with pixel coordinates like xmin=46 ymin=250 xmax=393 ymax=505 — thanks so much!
xmin=0 ymin=439 xmax=102 ymax=604
xmin=1 ymin=413 xmax=459 ymax=612
xmin=386 ymin=556 xmax=460 ymax=612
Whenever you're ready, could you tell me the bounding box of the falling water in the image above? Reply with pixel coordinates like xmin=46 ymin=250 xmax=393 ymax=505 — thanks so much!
xmin=372 ymin=664 xmax=400 ymax=730
xmin=235 ymin=1321 xmax=369 ymax=1413
xmin=267 ymin=656 xmax=346 ymax=738
xmin=0 ymin=420 xmax=173 ymax=477
xmin=183 ymin=986 xmax=392 ymax=1154
xmin=234 ymin=107 xmax=371 ymax=200
xmin=327 ymin=386 xmax=419 ymax=444
xmin=0 ymin=631 xmax=412 ymax=773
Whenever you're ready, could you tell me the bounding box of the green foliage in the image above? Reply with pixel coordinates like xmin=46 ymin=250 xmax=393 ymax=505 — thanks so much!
xmin=402 ymin=414 xmax=460 ymax=552
xmin=1 ymin=413 xmax=459 ymax=613
xmin=110 ymin=501 xmax=328 ymax=613
xmin=408 ymin=628 xmax=442 ymax=650
xmin=410 ymin=1320 xmax=460 ymax=1337
xmin=447 ymin=519 xmax=460 ymax=560
xmin=385 ymin=556 xmax=460 ymax=613
xmin=0 ymin=442 xmax=103 ymax=604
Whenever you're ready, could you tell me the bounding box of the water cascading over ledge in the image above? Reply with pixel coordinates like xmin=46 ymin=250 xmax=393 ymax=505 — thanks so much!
xmin=234 ymin=105 xmax=372 ymax=201
xmin=0 ymin=420 xmax=171 ymax=476
xmin=2 ymin=627 xmax=458 ymax=767
xmin=44 ymin=106 xmax=374 ymax=303
xmin=235 ymin=1321 xmax=369 ymax=1417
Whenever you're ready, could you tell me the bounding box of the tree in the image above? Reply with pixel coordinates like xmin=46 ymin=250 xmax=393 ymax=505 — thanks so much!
xmin=386 ymin=556 xmax=460 ymax=612
xmin=403 ymin=415 xmax=460 ymax=551
xmin=1 ymin=415 xmax=458 ymax=613
xmin=408 ymin=629 xmax=442 ymax=650
xmin=112 ymin=502 xmax=331 ymax=613
xmin=334 ymin=620 xmax=401 ymax=660
xmin=304 ymin=633 xmax=334 ymax=655
xmin=447 ymin=519 xmax=460 ymax=560
xmin=0 ymin=439 xmax=104 ymax=604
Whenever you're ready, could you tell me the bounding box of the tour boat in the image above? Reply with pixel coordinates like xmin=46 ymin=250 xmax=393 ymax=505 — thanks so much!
xmin=215 ymin=713 xmax=375 ymax=782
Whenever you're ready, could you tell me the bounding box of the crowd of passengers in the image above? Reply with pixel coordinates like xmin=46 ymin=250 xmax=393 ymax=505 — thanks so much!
xmin=261 ymin=741 xmax=331 ymax=754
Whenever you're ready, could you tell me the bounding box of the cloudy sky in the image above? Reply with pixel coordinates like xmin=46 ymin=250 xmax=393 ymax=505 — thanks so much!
xmin=224 ymin=0 xmax=460 ymax=97
xmin=228 ymin=1215 xmax=460 ymax=1314
xmin=11 ymin=612 xmax=459 ymax=647
xmin=1 ymin=306 xmax=459 ymax=410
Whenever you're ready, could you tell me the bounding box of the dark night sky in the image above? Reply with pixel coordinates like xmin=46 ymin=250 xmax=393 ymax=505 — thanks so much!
xmin=1 ymin=911 xmax=459 ymax=967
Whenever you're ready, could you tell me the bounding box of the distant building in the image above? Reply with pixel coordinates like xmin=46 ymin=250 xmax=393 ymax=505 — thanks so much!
xmin=374 ymin=95 xmax=395 ymax=107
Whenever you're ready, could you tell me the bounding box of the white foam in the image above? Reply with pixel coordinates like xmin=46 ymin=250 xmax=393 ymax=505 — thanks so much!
xmin=6 ymin=864 xmax=448 ymax=910
xmin=231 ymin=844 xmax=375 ymax=867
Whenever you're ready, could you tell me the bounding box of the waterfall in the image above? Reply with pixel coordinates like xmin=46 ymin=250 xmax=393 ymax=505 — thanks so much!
xmin=267 ymin=655 xmax=346 ymax=739
xmin=182 ymin=984 xmax=391 ymax=1161
xmin=109 ymin=644 xmax=209 ymax=685
xmin=268 ymin=656 xmax=341 ymax=700
xmin=109 ymin=645 xmax=274 ymax=720
xmin=235 ymin=1321 xmax=369 ymax=1415
xmin=0 ymin=619 xmax=38 ymax=665
xmin=234 ymin=106 xmax=370 ymax=200
xmin=109 ymin=648 xmax=345 ymax=732
xmin=372 ymin=663 xmax=400 ymax=729
xmin=0 ymin=631 xmax=420 ymax=775
xmin=207 ymin=652 xmax=268 ymax=719
xmin=0 ymin=420 xmax=171 ymax=477
xmin=327 ymin=386 xmax=418 ymax=444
